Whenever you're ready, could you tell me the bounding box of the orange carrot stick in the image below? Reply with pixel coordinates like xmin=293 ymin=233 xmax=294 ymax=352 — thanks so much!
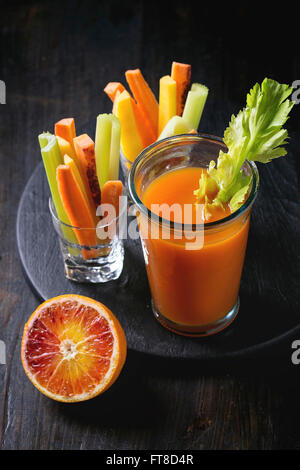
xmin=56 ymin=165 xmax=97 ymax=259
xmin=97 ymin=180 xmax=123 ymax=242
xmin=73 ymin=134 xmax=101 ymax=209
xmin=104 ymin=82 xmax=126 ymax=102
xmin=63 ymin=155 xmax=94 ymax=215
xmin=55 ymin=118 xmax=76 ymax=150
xmin=171 ymin=62 xmax=191 ymax=116
xmin=125 ymin=69 xmax=159 ymax=138
xmin=101 ymin=180 xmax=123 ymax=217
xmin=131 ymin=101 xmax=157 ymax=148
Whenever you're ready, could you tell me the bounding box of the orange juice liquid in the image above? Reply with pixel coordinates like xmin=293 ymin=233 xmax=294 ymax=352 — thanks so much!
xmin=140 ymin=167 xmax=250 ymax=327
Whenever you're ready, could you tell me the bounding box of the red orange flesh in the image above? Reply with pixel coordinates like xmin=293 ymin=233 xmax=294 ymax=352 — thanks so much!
xmin=21 ymin=295 xmax=127 ymax=402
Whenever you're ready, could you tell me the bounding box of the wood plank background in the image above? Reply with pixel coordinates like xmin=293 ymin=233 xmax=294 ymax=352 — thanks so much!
xmin=0 ymin=0 xmax=300 ymax=450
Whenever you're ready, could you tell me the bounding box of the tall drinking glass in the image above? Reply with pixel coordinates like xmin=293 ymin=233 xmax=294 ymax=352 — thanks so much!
xmin=129 ymin=134 xmax=259 ymax=336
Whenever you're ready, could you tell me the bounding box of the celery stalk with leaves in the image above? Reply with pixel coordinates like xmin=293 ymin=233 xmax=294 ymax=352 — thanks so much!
xmin=194 ymin=78 xmax=294 ymax=216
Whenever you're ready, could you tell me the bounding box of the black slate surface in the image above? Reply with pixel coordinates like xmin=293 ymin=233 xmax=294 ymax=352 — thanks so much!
xmin=3 ymin=0 xmax=300 ymax=450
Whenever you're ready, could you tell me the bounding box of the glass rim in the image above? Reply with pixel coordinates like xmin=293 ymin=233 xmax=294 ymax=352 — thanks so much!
xmin=48 ymin=196 xmax=127 ymax=230
xmin=120 ymin=148 xmax=132 ymax=165
xmin=128 ymin=133 xmax=259 ymax=231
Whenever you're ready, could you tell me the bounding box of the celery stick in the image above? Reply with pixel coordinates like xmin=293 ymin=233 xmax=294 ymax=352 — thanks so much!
xmin=95 ymin=114 xmax=121 ymax=187
xmin=39 ymin=133 xmax=64 ymax=218
xmin=195 ymin=78 xmax=295 ymax=215
xmin=108 ymin=115 xmax=121 ymax=181
xmin=95 ymin=114 xmax=112 ymax=189
xmin=182 ymin=83 xmax=209 ymax=130
xmin=158 ymin=115 xmax=193 ymax=141
xmin=39 ymin=132 xmax=78 ymax=247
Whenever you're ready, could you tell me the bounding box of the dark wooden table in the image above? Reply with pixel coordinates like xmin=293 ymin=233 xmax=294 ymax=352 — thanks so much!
xmin=1 ymin=0 xmax=300 ymax=450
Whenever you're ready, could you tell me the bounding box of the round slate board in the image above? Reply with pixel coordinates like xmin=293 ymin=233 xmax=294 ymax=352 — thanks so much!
xmin=16 ymin=156 xmax=300 ymax=360
xmin=16 ymin=97 xmax=300 ymax=360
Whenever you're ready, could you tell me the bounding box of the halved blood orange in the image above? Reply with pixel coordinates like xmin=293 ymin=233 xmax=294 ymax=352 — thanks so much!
xmin=21 ymin=294 xmax=127 ymax=402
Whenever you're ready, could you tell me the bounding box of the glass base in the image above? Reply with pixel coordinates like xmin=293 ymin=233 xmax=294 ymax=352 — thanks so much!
xmin=151 ymin=298 xmax=239 ymax=337
xmin=63 ymin=243 xmax=124 ymax=283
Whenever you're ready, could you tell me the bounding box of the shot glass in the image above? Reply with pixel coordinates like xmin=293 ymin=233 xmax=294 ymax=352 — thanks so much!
xmin=49 ymin=198 xmax=126 ymax=283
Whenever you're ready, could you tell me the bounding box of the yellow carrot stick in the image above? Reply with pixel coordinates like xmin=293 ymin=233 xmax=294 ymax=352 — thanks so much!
xmin=158 ymin=75 xmax=177 ymax=135
xmin=113 ymin=89 xmax=155 ymax=148
xmin=115 ymin=90 xmax=143 ymax=163
xmin=56 ymin=135 xmax=77 ymax=161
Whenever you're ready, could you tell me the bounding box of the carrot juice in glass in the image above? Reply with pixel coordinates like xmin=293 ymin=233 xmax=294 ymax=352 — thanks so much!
xmin=129 ymin=134 xmax=259 ymax=336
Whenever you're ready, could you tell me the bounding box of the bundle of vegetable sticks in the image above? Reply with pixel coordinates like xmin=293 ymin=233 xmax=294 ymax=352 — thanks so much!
xmin=104 ymin=61 xmax=209 ymax=163
xmin=39 ymin=115 xmax=123 ymax=259
xmin=39 ymin=60 xmax=208 ymax=258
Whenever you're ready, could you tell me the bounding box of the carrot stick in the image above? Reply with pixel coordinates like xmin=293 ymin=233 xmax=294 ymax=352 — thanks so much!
xmin=56 ymin=165 xmax=98 ymax=259
xmin=171 ymin=62 xmax=191 ymax=116
xmin=57 ymin=134 xmax=83 ymax=181
xmin=63 ymin=155 xmax=96 ymax=219
xmin=125 ymin=69 xmax=159 ymax=138
xmin=158 ymin=75 xmax=177 ymax=135
xmin=104 ymin=82 xmax=126 ymax=102
xmin=131 ymin=101 xmax=157 ymax=148
xmin=112 ymin=89 xmax=156 ymax=148
xmin=56 ymin=135 xmax=77 ymax=160
xmin=115 ymin=90 xmax=143 ymax=163
xmin=101 ymin=180 xmax=123 ymax=217
xmin=97 ymin=180 xmax=123 ymax=241
xmin=55 ymin=118 xmax=76 ymax=150
xmin=73 ymin=134 xmax=101 ymax=209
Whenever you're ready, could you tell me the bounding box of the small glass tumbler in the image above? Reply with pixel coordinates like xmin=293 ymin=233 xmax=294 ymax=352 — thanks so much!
xmin=49 ymin=198 xmax=126 ymax=283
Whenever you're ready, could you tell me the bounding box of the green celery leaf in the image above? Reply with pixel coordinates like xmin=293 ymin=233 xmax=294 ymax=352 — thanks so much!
xmin=196 ymin=78 xmax=294 ymax=213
